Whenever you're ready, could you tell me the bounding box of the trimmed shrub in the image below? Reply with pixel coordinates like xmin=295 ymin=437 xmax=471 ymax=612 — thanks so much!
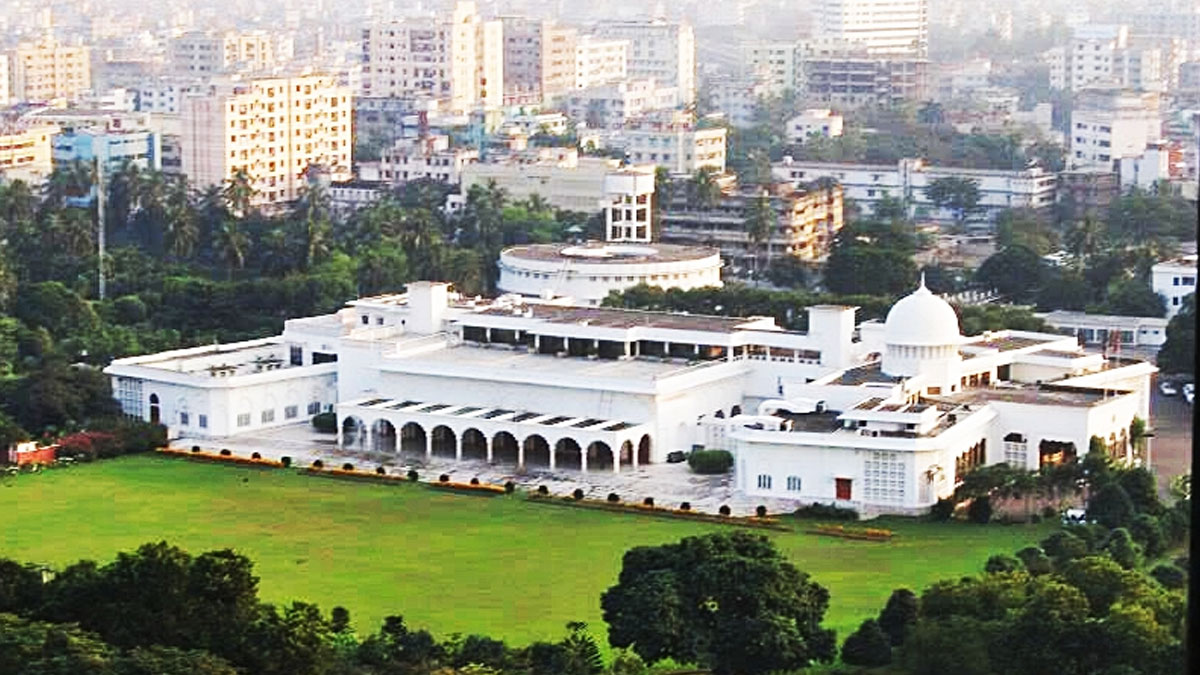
xmin=251 ymin=452 xmax=262 ymax=460
xmin=929 ymin=498 xmax=956 ymax=521
xmin=643 ymin=497 xmax=654 ymax=507
xmin=607 ymin=492 xmax=620 ymax=503
xmin=504 ymin=481 xmax=515 ymax=494
xmin=312 ymin=459 xmax=324 ymax=469
xmin=537 ymin=485 xmax=549 ymax=495
xmin=1016 ymin=546 xmax=1053 ymax=575
xmin=572 ymin=488 xmax=585 ymax=501
xmin=679 ymin=501 xmax=691 ymax=511
xmin=1042 ymin=505 xmax=1057 ymax=519
xmin=1150 ymin=563 xmax=1186 ymax=590
xmin=842 ymin=619 xmax=892 ymax=667
xmin=191 ymin=445 xmax=201 ymax=453
xmin=718 ymin=504 xmax=731 ymax=516
xmin=795 ymin=503 xmax=860 ymax=521
xmin=687 ymin=449 xmax=734 ymax=474
xmin=967 ymin=495 xmax=993 ymax=524
xmin=984 ymin=554 xmax=1022 ymax=574
xmin=755 ymin=505 xmax=768 ymax=518
xmin=219 ymin=449 xmax=232 ymax=456
xmin=280 ymin=456 xmax=292 ymax=468
xmin=342 ymin=462 xmax=354 ymax=471
xmin=311 ymin=412 xmax=337 ymax=433
xmin=407 ymin=469 xmax=419 ymax=481
xmin=375 ymin=466 xmax=386 ymax=475
xmin=470 ymin=477 xmax=480 ymax=485
xmin=878 ymin=588 xmax=919 ymax=646
xmin=439 ymin=474 xmax=450 ymax=483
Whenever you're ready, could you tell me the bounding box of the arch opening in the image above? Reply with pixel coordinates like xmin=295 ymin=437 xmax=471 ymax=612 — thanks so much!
xmin=461 ymin=428 xmax=488 ymax=461
xmin=554 ymin=438 xmax=583 ymax=471
xmin=400 ymin=422 xmax=426 ymax=457
xmin=431 ymin=425 xmax=457 ymax=459
xmin=523 ymin=435 xmax=550 ymax=468
xmin=619 ymin=440 xmax=634 ymax=468
xmin=342 ymin=416 xmax=366 ymax=449
xmin=372 ymin=419 xmax=396 ymax=453
xmin=587 ymin=441 xmax=614 ymax=472
xmin=492 ymin=431 xmax=519 ymax=465
xmin=637 ymin=434 xmax=652 ymax=465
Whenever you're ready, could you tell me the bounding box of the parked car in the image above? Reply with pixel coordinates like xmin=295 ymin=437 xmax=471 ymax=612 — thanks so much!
xmin=1061 ymin=508 xmax=1091 ymax=526
xmin=1184 ymin=383 xmax=1194 ymax=405
xmin=1159 ymin=380 xmax=1179 ymax=396
xmin=666 ymin=450 xmax=688 ymax=464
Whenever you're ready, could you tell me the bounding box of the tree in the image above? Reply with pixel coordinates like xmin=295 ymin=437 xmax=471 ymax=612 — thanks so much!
xmin=967 ymin=495 xmax=993 ymax=523
xmin=212 ymin=220 xmax=250 ymax=279
xmin=221 ymin=169 xmax=256 ymax=217
xmin=823 ymin=222 xmax=917 ymax=296
xmin=975 ymin=245 xmax=1045 ymax=300
xmin=841 ymin=619 xmax=891 ymax=667
xmin=1103 ymin=529 xmax=1142 ymax=570
xmin=743 ymin=190 xmax=775 ymax=278
xmin=985 ymin=554 xmax=1023 ymax=574
xmin=877 ymin=588 xmax=919 ymax=646
xmin=601 ymin=531 xmax=836 ymax=675
xmin=924 ymin=176 xmax=981 ymax=226
xmin=1088 ymin=482 xmax=1136 ymax=530
xmin=1097 ymin=279 xmax=1166 ymax=318
xmin=1156 ymin=294 xmax=1194 ymax=374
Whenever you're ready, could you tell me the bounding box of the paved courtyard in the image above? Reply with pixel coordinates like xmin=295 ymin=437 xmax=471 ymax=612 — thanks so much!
xmin=171 ymin=423 xmax=812 ymax=517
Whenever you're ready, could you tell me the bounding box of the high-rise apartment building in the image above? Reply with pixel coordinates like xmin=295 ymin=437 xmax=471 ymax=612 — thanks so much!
xmin=171 ymin=30 xmax=281 ymax=75
xmin=360 ymin=1 xmax=503 ymax=113
xmin=0 ymin=122 xmax=57 ymax=186
xmin=815 ymin=0 xmax=929 ymax=57
xmin=1047 ymin=25 xmax=1167 ymax=93
xmin=181 ymin=74 xmax=352 ymax=205
xmin=742 ymin=41 xmax=799 ymax=97
xmin=799 ymin=43 xmax=929 ymax=109
xmin=1069 ymin=88 xmax=1162 ymax=170
xmin=0 ymin=55 xmax=9 ymax=106
xmin=593 ymin=19 xmax=695 ymax=105
xmin=8 ymin=39 xmax=91 ymax=102
xmin=500 ymin=17 xmax=577 ymax=106
xmin=574 ymin=36 xmax=627 ymax=91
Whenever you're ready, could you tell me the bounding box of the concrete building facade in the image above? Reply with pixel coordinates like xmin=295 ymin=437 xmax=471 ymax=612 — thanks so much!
xmin=8 ymin=39 xmax=91 ymax=102
xmin=1069 ymin=88 xmax=1162 ymax=170
xmin=815 ymin=0 xmax=930 ymax=57
xmin=171 ymin=30 xmax=280 ymax=76
xmin=181 ymin=74 xmax=352 ymax=205
xmin=618 ymin=124 xmax=726 ymax=176
xmin=0 ymin=122 xmax=57 ymax=186
xmin=1151 ymin=255 xmax=1198 ymax=319
xmin=593 ymin=19 xmax=696 ymax=105
xmin=574 ymin=36 xmax=628 ymax=90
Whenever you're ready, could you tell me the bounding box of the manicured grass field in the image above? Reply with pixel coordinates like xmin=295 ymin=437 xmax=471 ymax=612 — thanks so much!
xmin=0 ymin=455 xmax=1054 ymax=643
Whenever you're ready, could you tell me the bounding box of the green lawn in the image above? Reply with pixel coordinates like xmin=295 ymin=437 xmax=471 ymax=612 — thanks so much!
xmin=0 ymin=455 xmax=1054 ymax=643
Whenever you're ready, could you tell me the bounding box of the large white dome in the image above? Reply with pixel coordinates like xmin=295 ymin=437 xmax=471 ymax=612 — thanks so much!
xmin=884 ymin=277 xmax=961 ymax=346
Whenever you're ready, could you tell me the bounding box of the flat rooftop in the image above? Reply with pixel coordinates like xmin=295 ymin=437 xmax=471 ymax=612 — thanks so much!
xmin=471 ymin=303 xmax=763 ymax=334
xmin=832 ymin=362 xmax=902 ymax=386
xmin=383 ymin=342 xmax=728 ymax=381
xmin=962 ymin=335 xmax=1061 ymax=352
xmin=126 ymin=341 xmax=299 ymax=377
xmin=503 ymin=242 xmax=719 ymax=264
xmin=939 ymin=385 xmax=1127 ymax=408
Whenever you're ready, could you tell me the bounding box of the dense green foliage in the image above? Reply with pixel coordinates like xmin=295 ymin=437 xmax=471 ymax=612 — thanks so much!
xmin=1157 ymin=294 xmax=1195 ymax=375
xmin=601 ymin=531 xmax=836 ymax=675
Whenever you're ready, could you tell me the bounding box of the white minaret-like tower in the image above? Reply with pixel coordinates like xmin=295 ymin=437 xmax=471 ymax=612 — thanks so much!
xmin=881 ymin=275 xmax=962 ymax=392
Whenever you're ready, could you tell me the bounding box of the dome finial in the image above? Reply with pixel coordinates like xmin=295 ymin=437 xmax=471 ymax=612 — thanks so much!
xmin=918 ymin=271 xmax=927 ymax=291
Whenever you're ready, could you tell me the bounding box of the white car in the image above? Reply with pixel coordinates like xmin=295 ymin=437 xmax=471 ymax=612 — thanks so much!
xmin=1159 ymin=380 xmax=1179 ymax=396
xmin=1184 ymin=383 xmax=1194 ymax=405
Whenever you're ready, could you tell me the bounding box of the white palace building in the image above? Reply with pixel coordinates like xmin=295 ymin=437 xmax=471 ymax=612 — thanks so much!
xmin=105 ymin=279 xmax=1155 ymax=514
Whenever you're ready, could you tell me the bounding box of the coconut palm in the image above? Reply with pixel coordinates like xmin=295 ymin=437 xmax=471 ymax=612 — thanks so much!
xmin=163 ymin=178 xmax=199 ymax=261
xmin=212 ymin=219 xmax=250 ymax=279
xmin=222 ymin=169 xmax=256 ymax=217
xmin=744 ymin=189 xmax=776 ymax=279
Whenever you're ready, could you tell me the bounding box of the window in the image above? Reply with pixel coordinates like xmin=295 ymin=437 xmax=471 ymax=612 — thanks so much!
xmin=757 ymin=474 xmax=772 ymax=490
xmin=307 ymin=401 xmax=321 ymax=415
xmin=290 ymin=345 xmax=303 ymax=366
xmin=786 ymin=476 xmax=802 ymax=492
xmin=261 ymin=410 xmax=275 ymax=424
xmin=179 ymin=412 xmax=189 ymax=426
xmin=361 ymin=315 xmax=369 ymax=325
xmin=285 ymin=405 xmax=299 ymax=419
xmin=199 ymin=414 xmax=208 ymax=428
xmin=237 ymin=413 xmax=251 ymax=427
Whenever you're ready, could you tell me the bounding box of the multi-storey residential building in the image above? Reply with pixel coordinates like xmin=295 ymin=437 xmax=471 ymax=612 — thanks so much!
xmin=0 ymin=55 xmax=9 ymax=106
xmin=786 ymin=109 xmax=844 ymax=144
xmin=1057 ymin=168 xmax=1119 ymax=219
xmin=770 ymin=157 xmax=1057 ymax=223
xmin=379 ymin=135 xmax=477 ymax=185
xmin=8 ymin=39 xmax=91 ymax=102
xmin=360 ymin=1 xmax=503 ymax=113
xmin=563 ymin=79 xmax=679 ymax=129
xmin=799 ymin=45 xmax=929 ymax=109
xmin=500 ymin=18 xmax=576 ymax=106
xmin=704 ymin=75 xmax=769 ymax=129
xmin=180 ymin=74 xmax=352 ymax=205
xmin=617 ymin=123 xmax=726 ymax=176
xmin=574 ymin=36 xmax=628 ymax=90
xmin=52 ymin=127 xmax=161 ymax=174
xmin=456 ymin=151 xmax=654 ymax=230
xmin=742 ymin=41 xmax=799 ymax=96
xmin=815 ymin=0 xmax=930 ymax=57
xmin=1047 ymin=25 xmax=1167 ymax=93
xmin=171 ymin=30 xmax=279 ymax=75
xmin=1151 ymin=254 xmax=1198 ymax=319
xmin=593 ymin=19 xmax=696 ymax=104
xmin=1128 ymin=5 xmax=1200 ymax=44
xmin=1069 ymin=88 xmax=1161 ymax=170
xmin=0 ymin=122 xmax=56 ymax=186
xmin=660 ymin=183 xmax=845 ymax=267
xmin=133 ymin=78 xmax=206 ymax=114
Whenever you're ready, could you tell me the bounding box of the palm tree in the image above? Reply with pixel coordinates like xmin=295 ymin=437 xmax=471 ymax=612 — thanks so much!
xmin=291 ymin=183 xmax=333 ymax=271
xmin=212 ymin=219 xmax=250 ymax=279
xmin=163 ymin=178 xmax=199 ymax=261
xmin=1065 ymin=216 xmax=1104 ymax=266
xmin=105 ymin=160 xmax=142 ymax=229
xmin=222 ymin=169 xmax=256 ymax=217
xmin=523 ymin=193 xmax=552 ymax=217
xmin=45 ymin=209 xmax=95 ymax=258
xmin=744 ymin=189 xmax=776 ymax=280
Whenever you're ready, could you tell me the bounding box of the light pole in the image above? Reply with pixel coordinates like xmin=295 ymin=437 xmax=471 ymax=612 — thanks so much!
xmin=95 ymin=156 xmax=106 ymax=300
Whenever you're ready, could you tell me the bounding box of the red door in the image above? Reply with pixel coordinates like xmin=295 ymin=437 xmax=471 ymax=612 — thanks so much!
xmin=835 ymin=478 xmax=852 ymax=501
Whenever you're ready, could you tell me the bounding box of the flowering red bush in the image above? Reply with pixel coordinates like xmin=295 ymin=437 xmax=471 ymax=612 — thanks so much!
xmin=57 ymin=431 xmax=120 ymax=460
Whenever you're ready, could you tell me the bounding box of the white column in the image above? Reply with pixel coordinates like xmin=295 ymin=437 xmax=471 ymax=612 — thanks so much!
xmin=455 ymin=433 xmax=462 ymax=461
xmin=518 ymin=441 xmax=525 ymax=468
xmin=581 ymin=444 xmax=589 ymax=473
xmin=485 ymin=437 xmax=493 ymax=463
xmin=632 ymin=442 xmax=639 ymax=470
xmin=424 ymin=434 xmax=432 ymax=459
xmin=613 ymin=445 xmax=620 ymax=474
xmin=549 ymin=444 xmax=556 ymax=470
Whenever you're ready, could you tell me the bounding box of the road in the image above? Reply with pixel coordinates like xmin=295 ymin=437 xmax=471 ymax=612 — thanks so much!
xmin=1149 ymin=384 xmax=1195 ymax=494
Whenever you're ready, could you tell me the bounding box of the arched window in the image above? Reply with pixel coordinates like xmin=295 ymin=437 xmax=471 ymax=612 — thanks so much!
xmin=148 ymin=393 xmax=161 ymax=424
